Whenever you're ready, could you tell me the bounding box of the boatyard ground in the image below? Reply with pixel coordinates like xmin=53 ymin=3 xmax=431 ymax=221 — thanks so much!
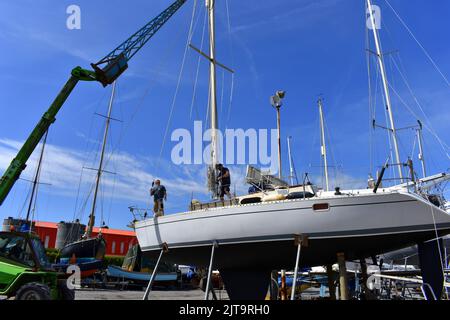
xmin=75 ymin=288 xmax=229 ymax=300
xmin=1 ymin=287 xmax=330 ymax=300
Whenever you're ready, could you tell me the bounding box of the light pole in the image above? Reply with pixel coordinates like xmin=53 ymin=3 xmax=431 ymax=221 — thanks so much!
xmin=270 ymin=91 xmax=286 ymax=179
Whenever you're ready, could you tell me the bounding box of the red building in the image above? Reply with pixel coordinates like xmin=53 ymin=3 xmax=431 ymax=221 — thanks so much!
xmin=34 ymin=221 xmax=138 ymax=257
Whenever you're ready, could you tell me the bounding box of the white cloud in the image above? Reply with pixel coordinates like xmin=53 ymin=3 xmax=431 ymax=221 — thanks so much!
xmin=0 ymin=138 xmax=210 ymax=209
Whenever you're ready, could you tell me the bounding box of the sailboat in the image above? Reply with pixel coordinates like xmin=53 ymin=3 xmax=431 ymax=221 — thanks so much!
xmin=55 ymin=83 xmax=119 ymax=277
xmin=5 ymin=130 xmax=50 ymax=233
xmin=134 ymin=0 xmax=450 ymax=300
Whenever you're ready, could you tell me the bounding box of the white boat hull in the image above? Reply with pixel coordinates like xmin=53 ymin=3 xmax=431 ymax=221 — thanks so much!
xmin=135 ymin=191 xmax=450 ymax=269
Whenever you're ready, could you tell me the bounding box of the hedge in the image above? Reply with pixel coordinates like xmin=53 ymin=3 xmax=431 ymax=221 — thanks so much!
xmin=45 ymin=248 xmax=59 ymax=263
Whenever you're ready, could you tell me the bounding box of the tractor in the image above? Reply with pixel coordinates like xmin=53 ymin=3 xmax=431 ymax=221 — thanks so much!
xmin=0 ymin=231 xmax=74 ymax=300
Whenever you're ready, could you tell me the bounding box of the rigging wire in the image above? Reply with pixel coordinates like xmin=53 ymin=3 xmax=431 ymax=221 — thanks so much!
xmin=78 ymin=2 xmax=200 ymax=219
xmin=219 ymin=70 xmax=225 ymax=116
xmin=101 ymin=2 xmax=197 ymax=172
xmin=225 ymin=74 xmax=235 ymax=127
xmin=384 ymin=0 xmax=450 ymax=89
xmin=387 ymin=82 xmax=450 ymax=160
xmin=72 ymin=90 xmax=109 ymax=223
xmin=205 ymin=77 xmax=211 ymax=127
xmin=410 ymin=133 xmax=417 ymax=161
xmin=427 ymin=204 xmax=449 ymax=300
xmin=224 ymin=0 xmax=235 ymax=128
xmin=189 ymin=7 xmax=208 ymax=120
xmin=157 ymin=0 xmax=198 ymax=170
xmin=388 ymin=54 xmax=450 ymax=160
xmin=366 ymin=19 xmax=374 ymax=175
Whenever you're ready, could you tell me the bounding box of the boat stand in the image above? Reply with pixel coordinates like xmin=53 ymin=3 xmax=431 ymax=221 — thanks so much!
xmin=142 ymin=243 xmax=168 ymax=300
xmin=205 ymin=241 xmax=219 ymax=300
xmin=337 ymin=252 xmax=349 ymax=300
xmin=326 ymin=264 xmax=336 ymax=300
xmin=291 ymin=235 xmax=308 ymax=300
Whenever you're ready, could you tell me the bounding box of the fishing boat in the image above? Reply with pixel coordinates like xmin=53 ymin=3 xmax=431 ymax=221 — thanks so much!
xmin=135 ymin=0 xmax=450 ymax=300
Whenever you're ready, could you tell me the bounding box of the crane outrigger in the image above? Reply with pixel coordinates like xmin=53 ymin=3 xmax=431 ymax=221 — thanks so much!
xmin=0 ymin=0 xmax=187 ymax=206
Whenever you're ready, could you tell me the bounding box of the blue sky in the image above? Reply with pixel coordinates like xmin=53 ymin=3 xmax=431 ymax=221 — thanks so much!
xmin=0 ymin=0 xmax=449 ymax=229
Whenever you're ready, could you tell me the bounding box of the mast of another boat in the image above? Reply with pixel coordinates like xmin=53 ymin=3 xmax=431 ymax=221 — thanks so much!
xmin=366 ymin=0 xmax=404 ymax=182
xmin=86 ymin=81 xmax=116 ymax=237
xmin=207 ymin=0 xmax=220 ymax=199
xmin=287 ymin=136 xmax=298 ymax=186
xmin=25 ymin=130 xmax=49 ymax=224
xmin=318 ymin=97 xmax=330 ymax=192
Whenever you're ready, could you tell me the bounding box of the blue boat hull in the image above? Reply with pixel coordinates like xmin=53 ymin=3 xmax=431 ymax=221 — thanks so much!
xmin=106 ymin=265 xmax=178 ymax=283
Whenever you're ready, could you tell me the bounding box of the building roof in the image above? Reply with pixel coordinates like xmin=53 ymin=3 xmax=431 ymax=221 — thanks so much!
xmin=34 ymin=221 xmax=136 ymax=237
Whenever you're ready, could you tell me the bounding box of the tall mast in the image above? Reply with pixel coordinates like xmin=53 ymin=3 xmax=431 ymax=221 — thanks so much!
xmin=207 ymin=0 xmax=219 ymax=198
xmin=287 ymin=136 xmax=298 ymax=186
xmin=86 ymin=81 xmax=116 ymax=237
xmin=416 ymin=121 xmax=427 ymax=178
xmin=25 ymin=130 xmax=49 ymax=223
xmin=366 ymin=0 xmax=403 ymax=181
xmin=318 ymin=98 xmax=330 ymax=192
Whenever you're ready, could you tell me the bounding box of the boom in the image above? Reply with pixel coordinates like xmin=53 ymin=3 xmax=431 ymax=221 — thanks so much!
xmin=0 ymin=0 xmax=187 ymax=205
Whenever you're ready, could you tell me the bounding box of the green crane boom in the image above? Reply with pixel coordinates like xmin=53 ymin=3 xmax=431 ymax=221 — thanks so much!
xmin=0 ymin=0 xmax=187 ymax=205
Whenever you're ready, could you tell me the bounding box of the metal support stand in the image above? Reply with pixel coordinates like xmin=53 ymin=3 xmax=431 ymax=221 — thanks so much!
xmin=142 ymin=243 xmax=168 ymax=300
xmin=337 ymin=252 xmax=349 ymax=300
xmin=270 ymin=270 xmax=279 ymax=300
xmin=205 ymin=241 xmax=219 ymax=300
xmin=280 ymin=270 xmax=287 ymax=300
xmin=445 ymin=247 xmax=449 ymax=297
xmin=291 ymin=235 xmax=308 ymax=300
xmin=290 ymin=245 xmax=302 ymax=300
xmin=359 ymin=259 xmax=370 ymax=300
xmin=326 ymin=264 xmax=336 ymax=300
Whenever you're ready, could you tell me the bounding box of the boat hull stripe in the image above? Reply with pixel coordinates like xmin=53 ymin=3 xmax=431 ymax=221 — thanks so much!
xmin=135 ymin=199 xmax=418 ymax=229
xmin=140 ymin=222 xmax=450 ymax=251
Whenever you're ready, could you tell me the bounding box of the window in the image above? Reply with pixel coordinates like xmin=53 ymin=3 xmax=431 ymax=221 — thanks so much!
xmin=120 ymin=242 xmax=125 ymax=254
xmin=0 ymin=233 xmax=36 ymax=267
xmin=111 ymin=241 xmax=116 ymax=254
xmin=44 ymin=236 xmax=50 ymax=248
xmin=313 ymin=203 xmax=330 ymax=211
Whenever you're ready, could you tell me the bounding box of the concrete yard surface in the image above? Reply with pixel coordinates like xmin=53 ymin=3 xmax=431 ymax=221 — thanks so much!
xmin=75 ymin=288 xmax=230 ymax=300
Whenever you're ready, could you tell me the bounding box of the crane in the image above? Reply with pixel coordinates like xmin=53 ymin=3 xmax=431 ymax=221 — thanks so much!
xmin=0 ymin=0 xmax=187 ymax=205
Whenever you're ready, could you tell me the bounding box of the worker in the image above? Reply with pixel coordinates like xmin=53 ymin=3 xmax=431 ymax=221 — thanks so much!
xmin=216 ymin=163 xmax=232 ymax=201
xmin=150 ymin=179 xmax=167 ymax=217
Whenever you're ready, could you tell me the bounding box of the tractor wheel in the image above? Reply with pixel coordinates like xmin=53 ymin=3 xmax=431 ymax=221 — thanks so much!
xmin=58 ymin=282 xmax=75 ymax=300
xmin=15 ymin=283 xmax=51 ymax=300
